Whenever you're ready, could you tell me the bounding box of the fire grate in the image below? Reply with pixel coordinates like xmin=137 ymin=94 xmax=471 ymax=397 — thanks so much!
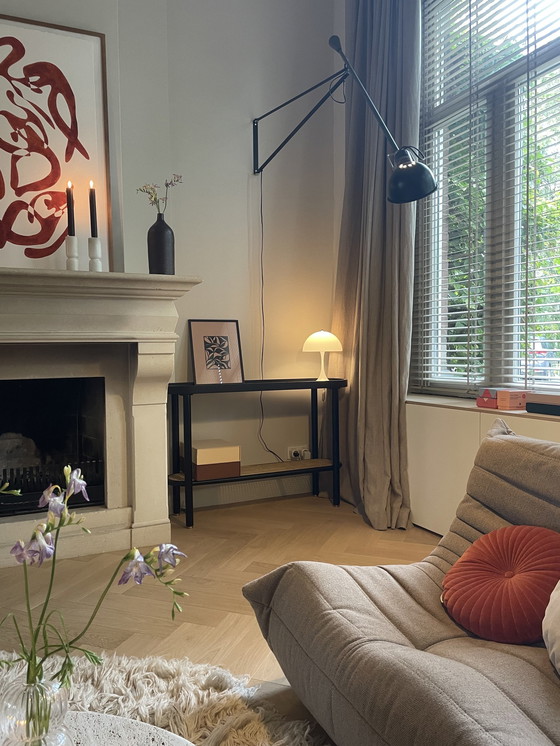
xmin=0 ymin=459 xmax=104 ymax=517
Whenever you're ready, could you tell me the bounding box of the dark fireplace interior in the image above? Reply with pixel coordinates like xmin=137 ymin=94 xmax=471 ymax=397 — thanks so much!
xmin=0 ymin=377 xmax=105 ymax=516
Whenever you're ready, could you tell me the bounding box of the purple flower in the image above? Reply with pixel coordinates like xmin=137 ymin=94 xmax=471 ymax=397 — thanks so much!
xmin=10 ymin=540 xmax=30 ymax=564
xmin=38 ymin=486 xmax=66 ymax=517
xmin=118 ymin=549 xmax=155 ymax=585
xmin=38 ymin=485 xmax=56 ymax=508
xmin=67 ymin=468 xmax=89 ymax=501
xmin=26 ymin=529 xmax=55 ymax=566
xmin=157 ymin=544 xmax=187 ymax=570
xmin=48 ymin=497 xmax=66 ymax=517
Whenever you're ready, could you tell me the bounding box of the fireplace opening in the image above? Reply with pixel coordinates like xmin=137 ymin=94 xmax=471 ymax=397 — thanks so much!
xmin=0 ymin=377 xmax=105 ymax=516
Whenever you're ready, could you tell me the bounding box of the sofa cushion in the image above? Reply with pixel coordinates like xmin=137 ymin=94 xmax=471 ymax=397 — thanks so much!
xmin=543 ymin=579 xmax=560 ymax=674
xmin=442 ymin=525 xmax=560 ymax=644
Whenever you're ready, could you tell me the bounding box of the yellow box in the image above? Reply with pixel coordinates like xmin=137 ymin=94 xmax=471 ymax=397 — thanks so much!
xmin=496 ymin=390 xmax=527 ymax=410
xmin=191 ymin=439 xmax=240 ymax=465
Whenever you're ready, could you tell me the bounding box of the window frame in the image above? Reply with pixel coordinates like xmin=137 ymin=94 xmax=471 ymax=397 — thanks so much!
xmin=412 ymin=11 xmax=560 ymax=397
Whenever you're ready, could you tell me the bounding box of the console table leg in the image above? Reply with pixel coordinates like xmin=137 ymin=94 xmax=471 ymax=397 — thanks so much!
xmin=170 ymin=394 xmax=181 ymax=514
xmin=310 ymin=389 xmax=319 ymax=495
xmin=183 ymin=394 xmax=194 ymax=527
xmin=185 ymin=485 xmax=194 ymax=528
xmin=331 ymin=388 xmax=341 ymax=506
xmin=172 ymin=486 xmax=181 ymax=515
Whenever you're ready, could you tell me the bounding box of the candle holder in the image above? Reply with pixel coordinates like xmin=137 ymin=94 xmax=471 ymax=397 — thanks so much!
xmin=65 ymin=236 xmax=79 ymax=271
xmin=88 ymin=237 xmax=102 ymax=272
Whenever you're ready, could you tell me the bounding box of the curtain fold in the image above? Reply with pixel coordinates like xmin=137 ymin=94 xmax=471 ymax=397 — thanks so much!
xmin=330 ymin=0 xmax=422 ymax=529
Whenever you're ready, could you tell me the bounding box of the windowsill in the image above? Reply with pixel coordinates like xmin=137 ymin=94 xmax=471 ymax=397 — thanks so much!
xmin=406 ymin=393 xmax=560 ymax=422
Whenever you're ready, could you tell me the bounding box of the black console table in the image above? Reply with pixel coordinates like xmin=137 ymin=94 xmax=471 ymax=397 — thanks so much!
xmin=168 ymin=378 xmax=347 ymax=527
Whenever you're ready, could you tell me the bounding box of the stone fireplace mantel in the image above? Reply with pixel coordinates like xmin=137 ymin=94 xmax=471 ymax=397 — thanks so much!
xmin=0 ymin=268 xmax=201 ymax=566
xmin=0 ymin=267 xmax=200 ymax=343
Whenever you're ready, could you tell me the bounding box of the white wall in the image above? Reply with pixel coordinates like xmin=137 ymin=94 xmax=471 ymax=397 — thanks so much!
xmin=164 ymin=1 xmax=340 ymax=382
xmin=164 ymin=1 xmax=343 ymax=502
xmin=1 ymin=1 xmax=344 ymax=505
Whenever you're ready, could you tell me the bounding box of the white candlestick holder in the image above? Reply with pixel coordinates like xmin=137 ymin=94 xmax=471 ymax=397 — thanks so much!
xmin=65 ymin=236 xmax=79 ymax=271
xmin=88 ymin=237 xmax=102 ymax=272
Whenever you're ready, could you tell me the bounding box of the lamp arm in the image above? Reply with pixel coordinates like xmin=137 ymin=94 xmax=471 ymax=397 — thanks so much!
xmin=328 ymin=36 xmax=399 ymax=153
xmin=253 ymin=68 xmax=348 ymax=174
xmin=254 ymin=67 xmax=348 ymax=124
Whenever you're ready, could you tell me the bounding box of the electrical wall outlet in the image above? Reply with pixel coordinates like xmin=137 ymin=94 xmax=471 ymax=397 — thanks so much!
xmin=288 ymin=445 xmax=307 ymax=461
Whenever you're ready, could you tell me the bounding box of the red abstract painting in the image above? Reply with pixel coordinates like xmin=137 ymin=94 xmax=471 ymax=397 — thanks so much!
xmin=0 ymin=17 xmax=109 ymax=268
xmin=0 ymin=36 xmax=90 ymax=258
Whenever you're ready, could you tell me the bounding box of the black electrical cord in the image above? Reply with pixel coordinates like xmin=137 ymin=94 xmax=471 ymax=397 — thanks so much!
xmin=257 ymin=171 xmax=283 ymax=462
xmin=329 ymin=74 xmax=347 ymax=104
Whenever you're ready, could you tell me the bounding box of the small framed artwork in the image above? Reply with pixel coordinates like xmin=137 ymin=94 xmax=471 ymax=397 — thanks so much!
xmin=0 ymin=15 xmax=111 ymax=270
xmin=189 ymin=319 xmax=244 ymax=384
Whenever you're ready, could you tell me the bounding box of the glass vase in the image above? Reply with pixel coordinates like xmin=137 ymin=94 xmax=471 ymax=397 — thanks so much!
xmin=0 ymin=678 xmax=73 ymax=746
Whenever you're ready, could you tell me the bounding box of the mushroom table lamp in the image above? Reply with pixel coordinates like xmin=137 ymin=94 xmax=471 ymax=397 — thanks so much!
xmin=302 ymin=330 xmax=342 ymax=381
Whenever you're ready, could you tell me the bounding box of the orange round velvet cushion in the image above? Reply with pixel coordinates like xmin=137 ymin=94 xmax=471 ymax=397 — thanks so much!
xmin=442 ymin=525 xmax=560 ymax=644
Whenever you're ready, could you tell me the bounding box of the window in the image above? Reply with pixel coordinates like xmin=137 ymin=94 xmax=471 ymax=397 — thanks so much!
xmin=411 ymin=0 xmax=560 ymax=395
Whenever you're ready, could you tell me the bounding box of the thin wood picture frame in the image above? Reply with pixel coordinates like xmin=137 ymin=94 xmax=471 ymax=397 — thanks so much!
xmin=0 ymin=14 xmax=111 ymax=270
xmin=189 ymin=319 xmax=244 ymax=384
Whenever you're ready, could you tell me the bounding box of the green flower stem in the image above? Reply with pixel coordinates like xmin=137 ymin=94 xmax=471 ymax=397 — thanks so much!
xmin=27 ymin=684 xmax=52 ymax=745
xmin=22 ymin=562 xmax=37 ymax=683
xmin=26 ymin=523 xmax=63 ymax=683
xmin=35 ymin=524 xmax=61 ymax=634
xmin=44 ymin=557 xmax=128 ymax=661
xmin=68 ymin=559 xmax=126 ymax=645
xmin=10 ymin=615 xmax=27 ymax=657
xmin=161 ymin=183 xmax=171 ymax=214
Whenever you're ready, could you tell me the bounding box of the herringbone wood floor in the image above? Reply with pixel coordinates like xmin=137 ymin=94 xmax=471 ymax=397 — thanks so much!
xmin=0 ymin=495 xmax=439 ymax=683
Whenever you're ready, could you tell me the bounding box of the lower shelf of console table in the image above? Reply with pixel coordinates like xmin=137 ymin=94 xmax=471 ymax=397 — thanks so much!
xmin=170 ymin=457 xmax=332 ymax=485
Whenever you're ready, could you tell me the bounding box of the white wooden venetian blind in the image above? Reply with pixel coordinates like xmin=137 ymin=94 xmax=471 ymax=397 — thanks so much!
xmin=411 ymin=0 xmax=560 ymax=395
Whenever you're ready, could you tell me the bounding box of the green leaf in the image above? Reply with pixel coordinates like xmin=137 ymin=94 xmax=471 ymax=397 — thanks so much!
xmin=82 ymin=649 xmax=103 ymax=666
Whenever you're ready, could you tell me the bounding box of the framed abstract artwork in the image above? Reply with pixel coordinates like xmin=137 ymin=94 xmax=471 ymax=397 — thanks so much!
xmin=0 ymin=15 xmax=111 ymax=270
xmin=189 ymin=319 xmax=245 ymax=384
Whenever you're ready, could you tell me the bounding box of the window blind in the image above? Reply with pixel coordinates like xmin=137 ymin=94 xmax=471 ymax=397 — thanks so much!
xmin=411 ymin=0 xmax=560 ymax=395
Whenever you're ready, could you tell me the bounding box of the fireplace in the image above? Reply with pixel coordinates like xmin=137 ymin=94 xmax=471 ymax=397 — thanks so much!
xmin=0 ymin=377 xmax=105 ymax=516
xmin=0 ymin=268 xmax=200 ymax=567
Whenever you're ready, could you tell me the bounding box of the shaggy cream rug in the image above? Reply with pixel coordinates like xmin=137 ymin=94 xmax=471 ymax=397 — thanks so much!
xmin=0 ymin=652 xmax=331 ymax=746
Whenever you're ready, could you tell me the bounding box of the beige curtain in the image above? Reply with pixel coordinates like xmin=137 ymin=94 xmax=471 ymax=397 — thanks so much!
xmin=330 ymin=0 xmax=422 ymax=529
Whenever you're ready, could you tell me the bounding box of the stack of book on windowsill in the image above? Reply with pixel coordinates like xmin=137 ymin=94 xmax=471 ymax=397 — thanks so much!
xmin=525 ymin=393 xmax=560 ymax=416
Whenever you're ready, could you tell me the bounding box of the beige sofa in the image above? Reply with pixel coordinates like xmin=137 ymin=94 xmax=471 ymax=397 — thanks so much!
xmin=243 ymin=420 xmax=560 ymax=746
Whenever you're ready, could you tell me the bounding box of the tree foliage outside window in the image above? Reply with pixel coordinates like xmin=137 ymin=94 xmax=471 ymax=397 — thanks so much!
xmin=412 ymin=0 xmax=560 ymax=395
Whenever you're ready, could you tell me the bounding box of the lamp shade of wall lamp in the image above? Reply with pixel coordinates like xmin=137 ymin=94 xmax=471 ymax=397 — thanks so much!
xmin=252 ymin=36 xmax=437 ymax=204
xmin=303 ymin=330 xmax=343 ymax=381
xmin=387 ymin=147 xmax=438 ymax=204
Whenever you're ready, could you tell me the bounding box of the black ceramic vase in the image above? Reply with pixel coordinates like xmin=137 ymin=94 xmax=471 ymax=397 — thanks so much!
xmin=147 ymin=213 xmax=175 ymax=275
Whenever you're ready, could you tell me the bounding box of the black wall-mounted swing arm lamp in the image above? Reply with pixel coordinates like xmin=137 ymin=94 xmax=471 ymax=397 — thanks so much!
xmin=252 ymin=35 xmax=437 ymax=204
